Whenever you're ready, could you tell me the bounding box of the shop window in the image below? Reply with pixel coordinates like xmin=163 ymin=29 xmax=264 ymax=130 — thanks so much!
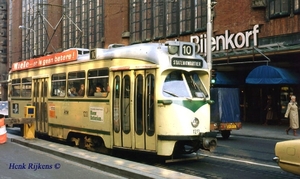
xmin=269 ymin=0 xmax=290 ymax=18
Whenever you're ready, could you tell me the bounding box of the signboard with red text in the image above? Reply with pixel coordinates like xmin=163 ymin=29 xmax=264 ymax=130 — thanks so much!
xmin=11 ymin=49 xmax=78 ymax=72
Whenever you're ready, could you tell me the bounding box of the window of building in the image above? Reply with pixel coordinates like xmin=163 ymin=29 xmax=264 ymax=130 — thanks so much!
xmin=67 ymin=71 xmax=85 ymax=97
xmin=269 ymin=0 xmax=290 ymax=18
xmin=62 ymin=0 xmax=104 ymax=49
xmin=166 ymin=0 xmax=179 ymax=37
xmin=51 ymin=73 xmax=66 ymax=97
xmin=195 ymin=0 xmax=207 ymax=32
xmin=21 ymin=77 xmax=32 ymax=97
xmin=180 ymin=0 xmax=193 ymax=35
xmin=130 ymin=0 xmax=142 ymax=43
xmin=294 ymin=0 xmax=300 ymax=14
xmin=130 ymin=0 xmax=207 ymax=42
xmin=87 ymin=68 xmax=109 ymax=97
xmin=153 ymin=0 xmax=165 ymax=40
xmin=21 ymin=0 xmax=47 ymax=60
xmin=141 ymin=0 xmax=153 ymax=42
xmin=11 ymin=79 xmax=21 ymax=97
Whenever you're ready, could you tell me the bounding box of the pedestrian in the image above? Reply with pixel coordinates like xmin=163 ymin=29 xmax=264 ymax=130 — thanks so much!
xmin=284 ymin=95 xmax=299 ymax=136
xmin=264 ymin=95 xmax=274 ymax=125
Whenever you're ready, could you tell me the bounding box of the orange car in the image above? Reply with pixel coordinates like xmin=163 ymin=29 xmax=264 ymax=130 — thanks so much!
xmin=273 ymin=139 xmax=300 ymax=175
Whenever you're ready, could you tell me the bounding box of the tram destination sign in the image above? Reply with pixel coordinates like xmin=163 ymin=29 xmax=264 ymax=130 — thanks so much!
xmin=171 ymin=58 xmax=203 ymax=68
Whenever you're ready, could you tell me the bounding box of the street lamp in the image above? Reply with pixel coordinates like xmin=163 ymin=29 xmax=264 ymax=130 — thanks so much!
xmin=19 ymin=25 xmax=37 ymax=57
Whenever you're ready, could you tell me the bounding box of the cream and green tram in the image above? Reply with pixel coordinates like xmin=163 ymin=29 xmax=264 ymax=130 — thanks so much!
xmin=8 ymin=41 xmax=216 ymax=157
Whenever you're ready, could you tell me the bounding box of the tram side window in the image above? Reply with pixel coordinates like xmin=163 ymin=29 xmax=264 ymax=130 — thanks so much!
xmin=113 ymin=75 xmax=121 ymax=133
xmin=21 ymin=77 xmax=32 ymax=97
xmin=87 ymin=68 xmax=109 ymax=98
xmin=11 ymin=79 xmax=21 ymax=97
xmin=51 ymin=73 xmax=66 ymax=97
xmin=146 ymin=74 xmax=155 ymax=136
xmin=67 ymin=71 xmax=85 ymax=97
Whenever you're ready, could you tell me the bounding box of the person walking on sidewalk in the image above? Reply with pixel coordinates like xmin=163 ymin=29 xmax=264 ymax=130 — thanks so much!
xmin=264 ymin=95 xmax=274 ymax=125
xmin=284 ymin=95 xmax=299 ymax=136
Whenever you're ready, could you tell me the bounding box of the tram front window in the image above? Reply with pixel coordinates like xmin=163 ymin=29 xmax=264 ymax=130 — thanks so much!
xmin=162 ymin=71 xmax=208 ymax=98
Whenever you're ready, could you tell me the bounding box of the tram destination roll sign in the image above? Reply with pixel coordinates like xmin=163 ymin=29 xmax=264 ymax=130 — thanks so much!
xmin=171 ymin=58 xmax=203 ymax=68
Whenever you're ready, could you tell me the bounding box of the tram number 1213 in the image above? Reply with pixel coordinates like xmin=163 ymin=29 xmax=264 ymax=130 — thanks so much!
xmin=193 ymin=129 xmax=200 ymax=135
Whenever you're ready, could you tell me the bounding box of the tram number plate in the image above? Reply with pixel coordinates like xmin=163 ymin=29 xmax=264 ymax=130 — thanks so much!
xmin=193 ymin=129 xmax=200 ymax=134
xmin=226 ymin=124 xmax=237 ymax=129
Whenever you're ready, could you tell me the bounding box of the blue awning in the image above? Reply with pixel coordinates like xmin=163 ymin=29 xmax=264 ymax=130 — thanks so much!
xmin=246 ymin=65 xmax=300 ymax=84
xmin=215 ymin=71 xmax=245 ymax=85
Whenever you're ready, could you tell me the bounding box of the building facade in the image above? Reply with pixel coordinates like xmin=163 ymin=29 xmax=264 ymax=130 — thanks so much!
xmin=3 ymin=0 xmax=300 ymax=123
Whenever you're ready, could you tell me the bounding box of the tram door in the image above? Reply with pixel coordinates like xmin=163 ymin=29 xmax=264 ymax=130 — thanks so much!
xmin=112 ymin=70 xmax=156 ymax=151
xmin=33 ymin=78 xmax=48 ymax=134
xmin=134 ymin=70 xmax=156 ymax=151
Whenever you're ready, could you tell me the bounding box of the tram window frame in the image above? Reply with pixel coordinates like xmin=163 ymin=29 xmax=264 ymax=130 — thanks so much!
xmin=122 ymin=75 xmax=131 ymax=134
xmin=135 ymin=74 xmax=144 ymax=135
xmin=21 ymin=77 xmax=32 ymax=97
xmin=51 ymin=73 xmax=66 ymax=97
xmin=87 ymin=68 xmax=109 ymax=98
xmin=11 ymin=79 xmax=21 ymax=97
xmin=67 ymin=71 xmax=85 ymax=97
xmin=113 ymin=75 xmax=121 ymax=133
xmin=146 ymin=74 xmax=155 ymax=136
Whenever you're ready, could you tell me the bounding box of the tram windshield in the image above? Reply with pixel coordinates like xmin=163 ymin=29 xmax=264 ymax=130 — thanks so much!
xmin=162 ymin=71 xmax=208 ymax=98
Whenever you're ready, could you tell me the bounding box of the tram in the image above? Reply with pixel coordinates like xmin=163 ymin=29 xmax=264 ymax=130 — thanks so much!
xmin=8 ymin=41 xmax=217 ymax=158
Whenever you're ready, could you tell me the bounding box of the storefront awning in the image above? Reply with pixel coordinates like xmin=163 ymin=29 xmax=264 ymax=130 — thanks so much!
xmin=246 ymin=65 xmax=300 ymax=84
xmin=215 ymin=71 xmax=245 ymax=85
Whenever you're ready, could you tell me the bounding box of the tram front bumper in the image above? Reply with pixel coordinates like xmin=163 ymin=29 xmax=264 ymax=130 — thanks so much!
xmin=201 ymin=132 xmax=217 ymax=151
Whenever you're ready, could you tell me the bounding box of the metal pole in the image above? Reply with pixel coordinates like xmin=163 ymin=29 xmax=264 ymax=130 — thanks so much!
xmin=207 ymin=0 xmax=212 ymax=71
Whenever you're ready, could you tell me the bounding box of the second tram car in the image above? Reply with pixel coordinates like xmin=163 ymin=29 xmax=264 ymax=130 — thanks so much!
xmin=8 ymin=41 xmax=217 ymax=158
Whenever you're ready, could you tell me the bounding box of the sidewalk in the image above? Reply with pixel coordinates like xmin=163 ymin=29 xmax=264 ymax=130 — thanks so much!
xmin=231 ymin=122 xmax=300 ymax=140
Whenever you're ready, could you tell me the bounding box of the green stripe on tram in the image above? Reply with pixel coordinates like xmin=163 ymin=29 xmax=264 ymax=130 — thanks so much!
xmin=48 ymin=98 xmax=110 ymax=103
xmin=158 ymin=99 xmax=207 ymax=113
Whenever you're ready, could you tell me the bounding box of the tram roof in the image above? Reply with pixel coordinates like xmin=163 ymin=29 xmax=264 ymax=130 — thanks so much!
xmin=91 ymin=41 xmax=205 ymax=66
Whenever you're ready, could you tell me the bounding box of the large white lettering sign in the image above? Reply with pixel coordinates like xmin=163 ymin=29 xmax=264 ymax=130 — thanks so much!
xmin=191 ymin=24 xmax=259 ymax=53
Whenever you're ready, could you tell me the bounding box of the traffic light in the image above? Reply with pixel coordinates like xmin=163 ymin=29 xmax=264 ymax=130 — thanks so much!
xmin=211 ymin=69 xmax=217 ymax=84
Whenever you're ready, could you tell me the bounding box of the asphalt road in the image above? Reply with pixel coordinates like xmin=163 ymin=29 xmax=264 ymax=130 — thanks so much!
xmin=0 ymin=140 xmax=126 ymax=179
xmin=153 ymin=135 xmax=299 ymax=179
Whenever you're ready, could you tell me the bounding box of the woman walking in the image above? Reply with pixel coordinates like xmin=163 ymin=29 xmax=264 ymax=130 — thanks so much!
xmin=285 ymin=95 xmax=299 ymax=136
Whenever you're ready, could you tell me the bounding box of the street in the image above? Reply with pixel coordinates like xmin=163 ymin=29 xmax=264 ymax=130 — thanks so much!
xmin=155 ymin=135 xmax=299 ymax=179
xmin=4 ymin=128 xmax=300 ymax=179
xmin=0 ymin=140 xmax=126 ymax=179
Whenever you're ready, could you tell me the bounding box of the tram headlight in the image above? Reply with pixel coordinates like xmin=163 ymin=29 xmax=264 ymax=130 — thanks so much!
xmin=191 ymin=117 xmax=199 ymax=127
xmin=165 ymin=41 xmax=180 ymax=55
xmin=168 ymin=45 xmax=179 ymax=55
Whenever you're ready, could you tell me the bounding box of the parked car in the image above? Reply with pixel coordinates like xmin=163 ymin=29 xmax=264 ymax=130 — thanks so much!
xmin=273 ymin=139 xmax=300 ymax=175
